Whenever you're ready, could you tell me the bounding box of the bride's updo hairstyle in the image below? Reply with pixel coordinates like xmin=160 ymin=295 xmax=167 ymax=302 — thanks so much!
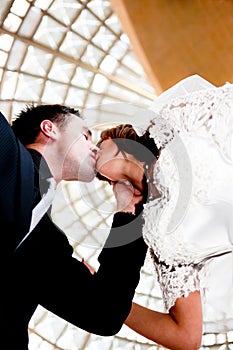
xmin=96 ymin=124 xmax=160 ymax=182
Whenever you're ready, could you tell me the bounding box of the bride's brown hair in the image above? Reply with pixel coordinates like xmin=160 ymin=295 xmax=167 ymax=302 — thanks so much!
xmin=97 ymin=124 xmax=160 ymax=163
xmin=96 ymin=124 xmax=160 ymax=193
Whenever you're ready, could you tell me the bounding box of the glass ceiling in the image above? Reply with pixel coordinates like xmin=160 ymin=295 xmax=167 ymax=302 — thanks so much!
xmin=0 ymin=0 xmax=155 ymax=124
xmin=0 ymin=0 xmax=232 ymax=349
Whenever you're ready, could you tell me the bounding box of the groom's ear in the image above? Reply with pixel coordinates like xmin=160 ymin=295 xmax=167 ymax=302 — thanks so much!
xmin=40 ymin=120 xmax=59 ymax=140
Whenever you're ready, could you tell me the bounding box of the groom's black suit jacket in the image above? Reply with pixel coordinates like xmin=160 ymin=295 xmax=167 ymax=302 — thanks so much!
xmin=0 ymin=111 xmax=34 ymax=256
xmin=0 ymin=112 xmax=147 ymax=350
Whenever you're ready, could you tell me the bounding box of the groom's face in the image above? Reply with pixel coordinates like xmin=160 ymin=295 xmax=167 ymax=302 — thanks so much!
xmin=59 ymin=114 xmax=97 ymax=182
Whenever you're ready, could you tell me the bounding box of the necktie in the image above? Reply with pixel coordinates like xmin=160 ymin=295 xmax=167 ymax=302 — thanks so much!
xmin=15 ymin=177 xmax=57 ymax=250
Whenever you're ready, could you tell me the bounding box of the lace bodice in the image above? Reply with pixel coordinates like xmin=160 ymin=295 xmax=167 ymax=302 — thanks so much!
xmin=142 ymin=80 xmax=233 ymax=314
xmin=151 ymin=81 xmax=233 ymax=162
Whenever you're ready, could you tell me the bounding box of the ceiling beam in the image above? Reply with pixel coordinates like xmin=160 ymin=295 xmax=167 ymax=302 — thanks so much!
xmin=111 ymin=0 xmax=233 ymax=94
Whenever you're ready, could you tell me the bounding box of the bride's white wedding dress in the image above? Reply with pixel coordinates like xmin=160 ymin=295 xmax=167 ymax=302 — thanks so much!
xmin=143 ymin=75 xmax=233 ymax=333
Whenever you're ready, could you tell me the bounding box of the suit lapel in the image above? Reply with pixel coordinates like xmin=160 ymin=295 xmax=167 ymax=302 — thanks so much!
xmin=16 ymin=140 xmax=34 ymax=242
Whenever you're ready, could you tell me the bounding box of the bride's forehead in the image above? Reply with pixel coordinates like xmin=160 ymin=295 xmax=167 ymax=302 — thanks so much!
xmin=101 ymin=138 xmax=117 ymax=148
xmin=101 ymin=138 xmax=114 ymax=147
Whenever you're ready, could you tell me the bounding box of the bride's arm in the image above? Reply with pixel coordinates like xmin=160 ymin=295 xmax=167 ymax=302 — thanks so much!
xmin=125 ymin=291 xmax=202 ymax=350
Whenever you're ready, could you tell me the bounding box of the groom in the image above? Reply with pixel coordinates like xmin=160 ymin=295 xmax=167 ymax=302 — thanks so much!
xmin=0 ymin=105 xmax=147 ymax=349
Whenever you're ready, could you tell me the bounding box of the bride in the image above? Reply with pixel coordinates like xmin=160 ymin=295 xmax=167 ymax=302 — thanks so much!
xmin=94 ymin=75 xmax=233 ymax=349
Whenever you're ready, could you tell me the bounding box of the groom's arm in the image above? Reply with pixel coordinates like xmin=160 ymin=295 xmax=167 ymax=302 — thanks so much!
xmin=94 ymin=181 xmax=147 ymax=334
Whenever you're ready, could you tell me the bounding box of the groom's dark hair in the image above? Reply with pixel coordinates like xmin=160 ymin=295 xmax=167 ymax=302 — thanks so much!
xmin=11 ymin=104 xmax=80 ymax=145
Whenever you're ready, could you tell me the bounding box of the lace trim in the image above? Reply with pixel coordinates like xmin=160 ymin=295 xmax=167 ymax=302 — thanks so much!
xmin=149 ymin=249 xmax=208 ymax=311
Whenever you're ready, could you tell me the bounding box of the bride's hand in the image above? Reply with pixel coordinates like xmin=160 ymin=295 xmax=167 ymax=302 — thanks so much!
xmin=111 ymin=180 xmax=143 ymax=214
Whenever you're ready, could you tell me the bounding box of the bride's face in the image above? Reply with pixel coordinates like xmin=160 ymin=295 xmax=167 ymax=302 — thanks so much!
xmin=96 ymin=138 xmax=126 ymax=181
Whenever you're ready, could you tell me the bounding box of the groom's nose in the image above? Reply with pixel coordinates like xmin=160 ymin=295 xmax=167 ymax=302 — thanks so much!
xmin=90 ymin=143 xmax=99 ymax=154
